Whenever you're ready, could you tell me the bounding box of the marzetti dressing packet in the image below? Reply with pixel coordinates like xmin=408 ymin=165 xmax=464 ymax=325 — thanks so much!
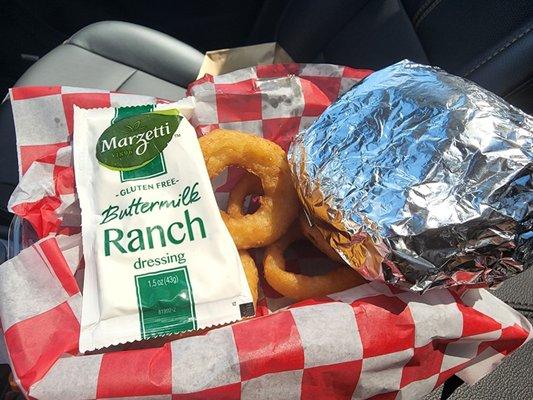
xmin=73 ymin=102 xmax=254 ymax=352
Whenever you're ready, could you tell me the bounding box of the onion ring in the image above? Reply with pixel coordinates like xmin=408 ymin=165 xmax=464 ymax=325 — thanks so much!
xmin=240 ymin=250 xmax=259 ymax=307
xmin=227 ymin=172 xmax=263 ymax=217
xmin=263 ymin=225 xmax=366 ymax=300
xmin=199 ymin=129 xmax=299 ymax=249
xmin=299 ymin=213 xmax=345 ymax=263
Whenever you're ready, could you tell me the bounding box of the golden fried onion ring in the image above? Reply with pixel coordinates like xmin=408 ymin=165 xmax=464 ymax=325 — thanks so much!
xmin=228 ymin=176 xmax=345 ymax=265
xmin=200 ymin=129 xmax=299 ymax=249
xmin=227 ymin=172 xmax=263 ymax=217
xmin=239 ymin=250 xmax=259 ymax=307
xmin=263 ymin=226 xmax=366 ymax=301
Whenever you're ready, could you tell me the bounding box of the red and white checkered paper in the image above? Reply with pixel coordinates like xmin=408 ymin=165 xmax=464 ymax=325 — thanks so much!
xmin=0 ymin=234 xmax=530 ymax=399
xmin=8 ymin=64 xmax=371 ymax=238
xmin=2 ymin=64 xmax=531 ymax=399
xmin=8 ymin=87 xmax=172 ymax=237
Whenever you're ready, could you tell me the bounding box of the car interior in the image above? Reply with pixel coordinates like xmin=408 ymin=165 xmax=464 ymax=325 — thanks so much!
xmin=0 ymin=0 xmax=532 ymax=399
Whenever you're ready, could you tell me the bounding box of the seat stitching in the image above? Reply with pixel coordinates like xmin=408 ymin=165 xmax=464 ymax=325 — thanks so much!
xmin=465 ymin=25 xmax=532 ymax=77
xmin=116 ymin=70 xmax=138 ymax=91
xmin=412 ymin=0 xmax=435 ymax=25
xmin=414 ymin=0 xmax=444 ymax=29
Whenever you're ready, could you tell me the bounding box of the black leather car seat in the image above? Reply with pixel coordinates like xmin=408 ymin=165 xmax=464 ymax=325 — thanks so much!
xmin=0 ymin=21 xmax=204 ymax=221
xmin=275 ymin=0 xmax=533 ymax=114
xmin=14 ymin=20 xmax=204 ymax=101
xmin=2 ymin=0 xmax=532 ymax=207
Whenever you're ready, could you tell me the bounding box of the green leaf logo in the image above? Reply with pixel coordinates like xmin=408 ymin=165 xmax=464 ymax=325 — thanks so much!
xmin=96 ymin=110 xmax=181 ymax=171
xmin=126 ymin=120 xmax=141 ymax=131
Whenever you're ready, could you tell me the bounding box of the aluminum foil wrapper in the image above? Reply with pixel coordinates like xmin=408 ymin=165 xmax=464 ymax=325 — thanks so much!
xmin=289 ymin=60 xmax=533 ymax=291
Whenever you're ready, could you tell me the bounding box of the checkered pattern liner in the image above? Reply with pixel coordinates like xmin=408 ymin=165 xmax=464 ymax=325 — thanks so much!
xmin=0 ymin=234 xmax=530 ymax=399
xmin=2 ymin=64 xmax=531 ymax=399
xmin=8 ymin=64 xmax=371 ymax=238
xmin=8 ymin=87 xmax=171 ymax=237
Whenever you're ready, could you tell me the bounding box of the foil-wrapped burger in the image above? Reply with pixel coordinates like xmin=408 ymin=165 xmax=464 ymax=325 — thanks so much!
xmin=289 ymin=60 xmax=533 ymax=291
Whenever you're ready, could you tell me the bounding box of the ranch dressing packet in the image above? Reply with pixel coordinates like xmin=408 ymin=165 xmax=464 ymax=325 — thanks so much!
xmin=74 ymin=103 xmax=254 ymax=352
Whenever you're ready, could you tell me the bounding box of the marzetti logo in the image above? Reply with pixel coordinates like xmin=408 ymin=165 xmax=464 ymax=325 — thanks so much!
xmin=96 ymin=109 xmax=181 ymax=180
xmin=99 ymin=121 xmax=172 ymax=156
